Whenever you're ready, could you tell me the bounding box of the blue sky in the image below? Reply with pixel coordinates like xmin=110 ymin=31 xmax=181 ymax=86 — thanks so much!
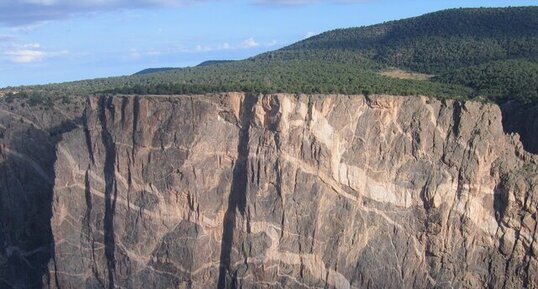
xmin=0 ymin=0 xmax=536 ymax=87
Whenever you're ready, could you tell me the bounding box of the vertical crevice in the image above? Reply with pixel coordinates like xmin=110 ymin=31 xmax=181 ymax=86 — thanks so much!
xmin=83 ymin=102 xmax=96 ymax=166
xmin=120 ymin=96 xmax=128 ymax=129
xmin=275 ymin=159 xmax=284 ymax=241
xmin=52 ymin=254 xmax=62 ymax=289
xmin=98 ymin=96 xmax=117 ymax=289
xmin=270 ymin=96 xmax=285 ymax=242
xmin=217 ymin=94 xmax=258 ymax=289
xmin=132 ymin=96 xmax=140 ymax=162
xmin=451 ymin=101 xmax=462 ymax=137
xmin=83 ymin=167 xmax=102 ymax=286
xmin=83 ymin=169 xmax=93 ymax=233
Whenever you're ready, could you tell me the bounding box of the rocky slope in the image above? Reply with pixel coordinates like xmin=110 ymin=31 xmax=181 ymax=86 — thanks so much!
xmin=0 ymin=93 xmax=537 ymax=289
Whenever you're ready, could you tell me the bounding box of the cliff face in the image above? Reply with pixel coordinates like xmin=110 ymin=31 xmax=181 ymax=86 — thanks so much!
xmin=0 ymin=93 xmax=537 ymax=289
xmin=0 ymin=99 xmax=84 ymax=289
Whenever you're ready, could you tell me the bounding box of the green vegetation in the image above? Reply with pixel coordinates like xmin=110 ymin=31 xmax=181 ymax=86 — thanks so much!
xmin=107 ymin=60 xmax=470 ymax=98
xmin=2 ymin=57 xmax=470 ymax=103
xmin=133 ymin=67 xmax=180 ymax=75
xmin=2 ymin=6 xmax=538 ymax=105
xmin=285 ymin=6 xmax=538 ymax=73
xmin=435 ymin=59 xmax=538 ymax=103
xmin=196 ymin=60 xmax=236 ymax=67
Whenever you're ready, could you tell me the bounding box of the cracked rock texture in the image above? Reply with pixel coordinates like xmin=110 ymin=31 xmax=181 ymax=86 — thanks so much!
xmin=0 ymin=93 xmax=537 ymax=289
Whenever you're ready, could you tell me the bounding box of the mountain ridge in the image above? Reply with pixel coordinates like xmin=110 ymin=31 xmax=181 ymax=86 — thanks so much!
xmin=2 ymin=6 xmax=538 ymax=105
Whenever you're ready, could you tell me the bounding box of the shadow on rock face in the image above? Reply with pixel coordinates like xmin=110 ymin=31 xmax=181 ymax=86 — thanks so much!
xmin=0 ymin=115 xmax=82 ymax=289
xmin=493 ymin=180 xmax=509 ymax=223
xmin=217 ymin=94 xmax=258 ymax=289
xmin=501 ymin=101 xmax=538 ymax=155
xmin=98 ymin=95 xmax=118 ymax=289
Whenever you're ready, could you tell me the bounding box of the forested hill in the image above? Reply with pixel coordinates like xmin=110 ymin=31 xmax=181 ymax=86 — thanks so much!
xmin=267 ymin=6 xmax=538 ymax=72
xmin=133 ymin=68 xmax=178 ymax=75
xmin=2 ymin=6 xmax=538 ymax=106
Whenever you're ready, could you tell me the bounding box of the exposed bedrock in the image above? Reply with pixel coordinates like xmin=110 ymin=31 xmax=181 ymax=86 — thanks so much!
xmin=0 ymin=93 xmax=536 ymax=289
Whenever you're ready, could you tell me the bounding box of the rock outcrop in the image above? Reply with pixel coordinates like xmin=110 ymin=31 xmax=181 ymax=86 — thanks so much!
xmin=0 ymin=93 xmax=537 ymax=289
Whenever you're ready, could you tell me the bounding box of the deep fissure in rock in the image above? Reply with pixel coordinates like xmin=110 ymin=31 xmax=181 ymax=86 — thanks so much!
xmin=98 ymin=96 xmax=118 ymax=289
xmin=217 ymin=94 xmax=257 ymax=289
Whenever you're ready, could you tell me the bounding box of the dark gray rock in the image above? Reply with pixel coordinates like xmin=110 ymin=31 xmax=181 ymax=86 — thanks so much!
xmin=0 ymin=93 xmax=536 ymax=289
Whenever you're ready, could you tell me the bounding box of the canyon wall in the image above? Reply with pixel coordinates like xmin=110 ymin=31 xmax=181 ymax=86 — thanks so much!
xmin=0 ymin=93 xmax=537 ymax=289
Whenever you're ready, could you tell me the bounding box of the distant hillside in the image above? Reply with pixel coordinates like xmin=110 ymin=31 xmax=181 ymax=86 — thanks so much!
xmin=133 ymin=67 xmax=178 ymax=75
xmin=435 ymin=59 xmax=538 ymax=103
xmin=282 ymin=6 xmax=538 ymax=72
xmin=197 ymin=60 xmax=236 ymax=67
xmin=134 ymin=61 xmax=237 ymax=75
xmin=2 ymin=6 xmax=538 ymax=105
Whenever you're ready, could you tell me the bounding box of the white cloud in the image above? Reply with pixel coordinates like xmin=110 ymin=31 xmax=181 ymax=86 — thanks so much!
xmin=219 ymin=42 xmax=231 ymax=49
xmin=0 ymin=0 xmax=197 ymax=26
xmin=0 ymin=35 xmax=17 ymax=42
xmin=3 ymin=43 xmax=68 ymax=63
xmin=195 ymin=44 xmax=213 ymax=52
xmin=119 ymin=38 xmax=278 ymax=61
xmin=5 ymin=49 xmax=45 ymax=63
xmin=21 ymin=0 xmax=59 ymax=5
xmin=242 ymin=37 xmax=259 ymax=48
xmin=9 ymin=22 xmax=46 ymax=32
xmin=183 ymin=38 xmax=272 ymax=53
xmin=0 ymin=0 xmax=372 ymax=26
xmin=22 ymin=43 xmax=41 ymax=48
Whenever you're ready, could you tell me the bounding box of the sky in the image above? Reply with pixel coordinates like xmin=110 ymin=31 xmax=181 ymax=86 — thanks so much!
xmin=0 ymin=0 xmax=536 ymax=87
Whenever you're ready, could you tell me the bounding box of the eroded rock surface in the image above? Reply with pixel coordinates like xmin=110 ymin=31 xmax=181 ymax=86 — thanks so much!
xmin=1 ymin=93 xmax=537 ymax=289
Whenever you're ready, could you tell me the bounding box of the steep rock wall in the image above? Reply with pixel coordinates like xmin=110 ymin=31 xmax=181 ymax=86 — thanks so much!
xmin=0 ymin=93 xmax=537 ymax=289
xmin=0 ymin=99 xmax=84 ymax=289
